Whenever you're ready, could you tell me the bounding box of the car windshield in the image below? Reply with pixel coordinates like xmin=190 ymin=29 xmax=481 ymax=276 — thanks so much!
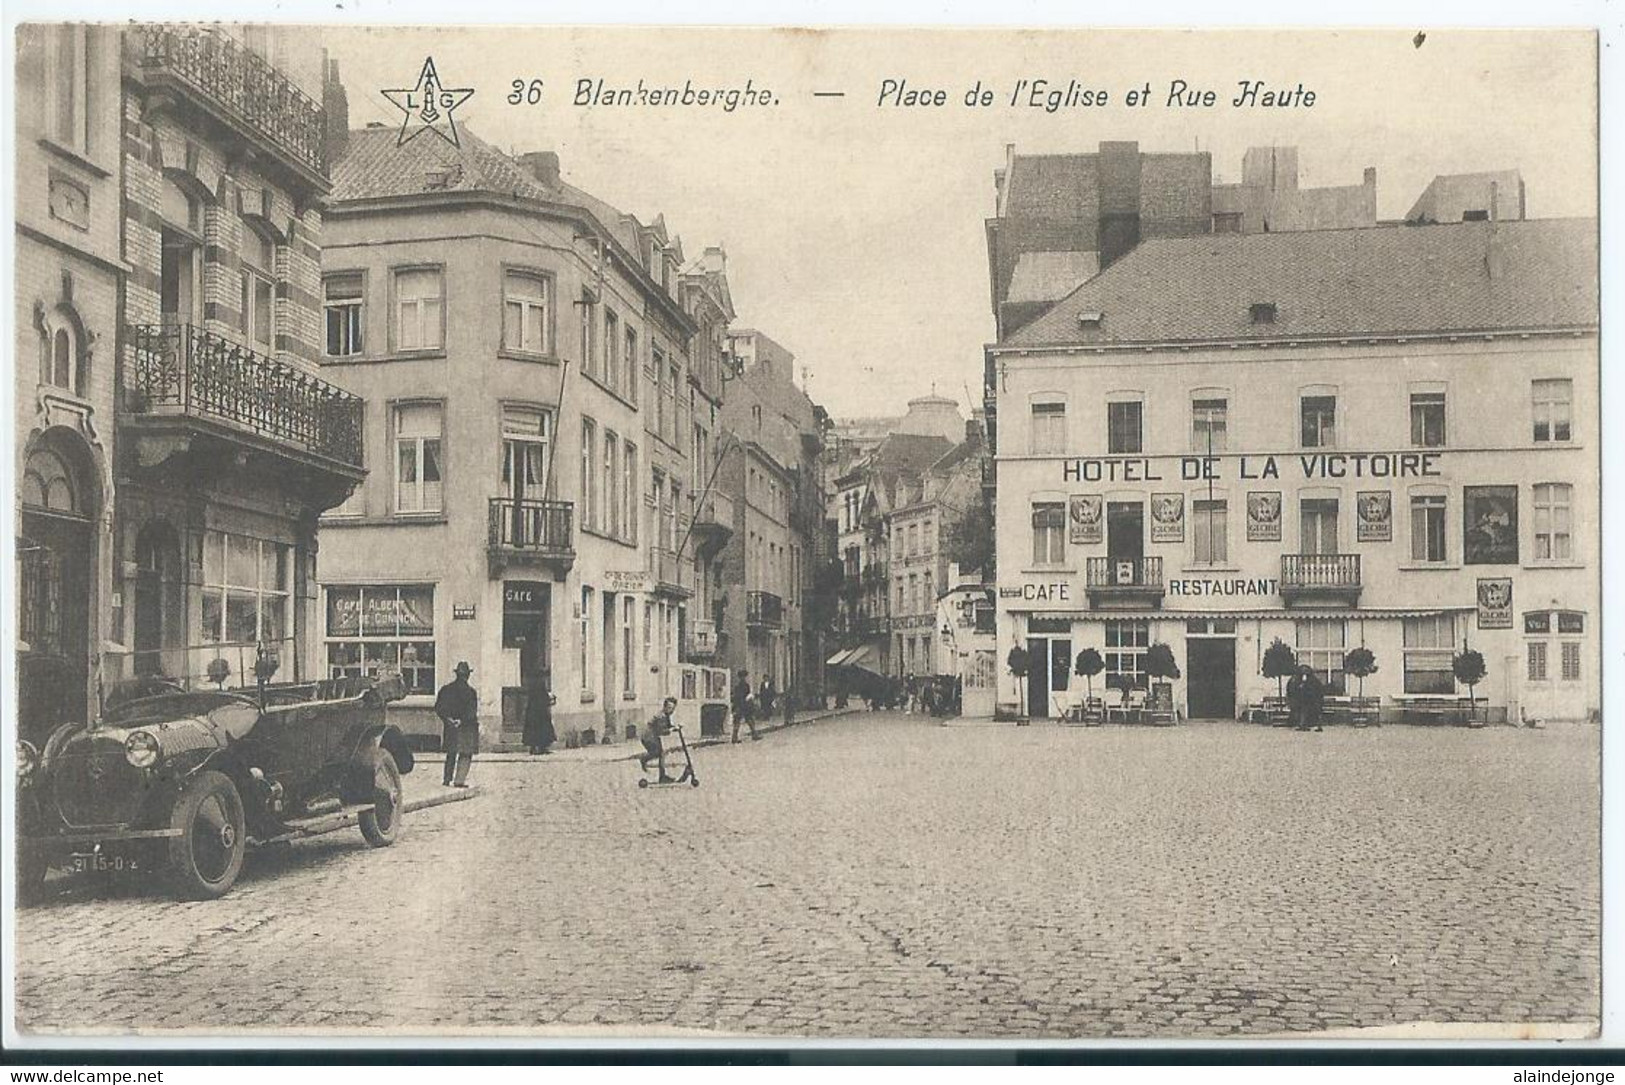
xmin=103 ymin=691 xmax=259 ymax=728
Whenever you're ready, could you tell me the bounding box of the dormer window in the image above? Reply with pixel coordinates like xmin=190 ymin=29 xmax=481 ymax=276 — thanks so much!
xmin=1249 ymin=302 xmax=1277 ymax=325
xmin=1078 ymin=311 xmax=1104 ymax=330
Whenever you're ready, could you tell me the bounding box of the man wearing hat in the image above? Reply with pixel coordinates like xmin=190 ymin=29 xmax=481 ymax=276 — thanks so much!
xmin=435 ymin=661 xmax=480 ymax=787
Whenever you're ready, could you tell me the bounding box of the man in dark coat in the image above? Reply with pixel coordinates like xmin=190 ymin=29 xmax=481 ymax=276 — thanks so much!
xmin=435 ymin=661 xmax=480 ymax=786
xmin=1288 ymin=664 xmax=1325 ymax=733
xmin=731 ymin=671 xmax=757 ymax=743
xmin=758 ymin=675 xmax=777 ymax=718
xmin=523 ymin=672 xmax=556 ymax=755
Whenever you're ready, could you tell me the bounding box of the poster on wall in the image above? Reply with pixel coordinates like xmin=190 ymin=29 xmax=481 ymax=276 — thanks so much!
xmin=1069 ymin=495 xmax=1102 ymax=544
xmin=1150 ymin=493 xmax=1184 ymax=543
xmin=1477 ymin=578 xmax=1514 ymax=630
xmin=1463 ymin=485 xmax=1520 ymax=565
xmin=1246 ymin=492 xmax=1282 ymax=542
xmin=1356 ymin=491 xmax=1392 ymax=542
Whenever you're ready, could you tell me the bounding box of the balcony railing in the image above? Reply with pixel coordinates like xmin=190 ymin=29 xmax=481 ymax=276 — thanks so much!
xmin=488 ymin=497 xmax=575 ymax=555
xmin=135 ymin=24 xmax=326 ymax=176
xmin=1086 ymin=556 xmax=1165 ymax=590
xmin=746 ymin=590 xmax=784 ymax=627
xmin=1281 ymin=553 xmax=1362 ymax=603
xmin=1085 ymin=556 xmax=1165 ymax=607
xmin=125 ymin=323 xmax=362 ymax=468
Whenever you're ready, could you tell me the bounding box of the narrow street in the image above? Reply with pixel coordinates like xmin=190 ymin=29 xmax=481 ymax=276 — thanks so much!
xmin=14 ymin=715 xmax=1599 ymax=1039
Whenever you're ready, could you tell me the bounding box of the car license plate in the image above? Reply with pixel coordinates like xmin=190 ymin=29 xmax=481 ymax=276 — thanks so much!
xmin=70 ymin=851 xmax=136 ymax=873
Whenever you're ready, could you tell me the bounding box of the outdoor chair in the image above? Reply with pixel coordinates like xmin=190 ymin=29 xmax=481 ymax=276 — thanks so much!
xmin=1146 ymin=688 xmax=1177 ymax=726
xmin=1123 ymin=688 xmax=1149 ymax=723
xmin=1080 ymin=696 xmax=1105 ymax=726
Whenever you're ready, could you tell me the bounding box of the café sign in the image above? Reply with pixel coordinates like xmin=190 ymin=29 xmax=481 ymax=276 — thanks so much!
xmin=998 ymin=581 xmax=1072 ymax=605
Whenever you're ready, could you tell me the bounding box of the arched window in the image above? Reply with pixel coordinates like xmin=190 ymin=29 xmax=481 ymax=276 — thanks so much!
xmin=39 ymin=313 xmax=81 ymax=394
xmin=21 ymin=447 xmax=80 ymax=515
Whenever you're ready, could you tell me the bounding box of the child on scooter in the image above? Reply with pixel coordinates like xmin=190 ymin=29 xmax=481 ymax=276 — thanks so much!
xmin=640 ymin=696 xmax=679 ymax=782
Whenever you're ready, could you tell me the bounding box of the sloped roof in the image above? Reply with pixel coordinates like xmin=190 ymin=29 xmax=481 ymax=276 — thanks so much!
xmin=1002 ymin=218 xmax=1597 ymax=349
xmin=330 ymin=125 xmax=554 ymax=204
xmin=872 ymin=433 xmax=954 ymax=480
xmin=1007 ymin=251 xmax=1099 ymax=304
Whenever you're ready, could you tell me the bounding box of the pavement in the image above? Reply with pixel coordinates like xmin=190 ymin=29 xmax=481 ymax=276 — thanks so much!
xmin=12 ymin=714 xmax=1598 ymax=1040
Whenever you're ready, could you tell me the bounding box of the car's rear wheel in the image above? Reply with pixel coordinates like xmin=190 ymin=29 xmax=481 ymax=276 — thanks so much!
xmin=165 ymin=770 xmax=246 ymax=900
xmin=357 ymin=747 xmax=404 ymax=847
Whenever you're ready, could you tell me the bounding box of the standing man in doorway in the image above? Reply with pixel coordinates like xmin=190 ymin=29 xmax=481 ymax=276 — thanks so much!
xmin=436 ymin=661 xmax=480 ymax=786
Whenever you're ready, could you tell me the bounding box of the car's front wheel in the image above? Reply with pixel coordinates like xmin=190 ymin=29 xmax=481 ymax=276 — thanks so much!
xmin=165 ymin=770 xmax=246 ymax=900
xmin=356 ymin=747 xmax=404 ymax=847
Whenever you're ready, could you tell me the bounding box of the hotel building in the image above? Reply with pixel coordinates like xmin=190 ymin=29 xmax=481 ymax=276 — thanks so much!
xmin=988 ymin=218 xmax=1598 ymax=722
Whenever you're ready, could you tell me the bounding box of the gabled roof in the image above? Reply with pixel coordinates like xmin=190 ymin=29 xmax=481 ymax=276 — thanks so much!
xmin=1001 ymin=218 xmax=1597 ymax=350
xmin=330 ymin=126 xmax=554 ymax=204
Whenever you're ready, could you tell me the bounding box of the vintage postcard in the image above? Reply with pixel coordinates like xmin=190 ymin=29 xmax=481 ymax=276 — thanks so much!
xmin=5 ymin=21 xmax=1601 ymax=1047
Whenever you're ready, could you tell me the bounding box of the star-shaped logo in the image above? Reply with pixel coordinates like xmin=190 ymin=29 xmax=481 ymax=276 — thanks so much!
xmin=382 ymin=57 xmax=474 ymax=149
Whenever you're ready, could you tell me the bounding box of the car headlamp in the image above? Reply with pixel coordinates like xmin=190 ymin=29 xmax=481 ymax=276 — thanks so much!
xmin=17 ymin=740 xmax=39 ymax=779
xmin=125 ymin=730 xmax=159 ymax=769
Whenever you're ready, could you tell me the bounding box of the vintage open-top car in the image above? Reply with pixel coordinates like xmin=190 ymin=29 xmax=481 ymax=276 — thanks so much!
xmin=17 ymin=673 xmax=415 ymax=900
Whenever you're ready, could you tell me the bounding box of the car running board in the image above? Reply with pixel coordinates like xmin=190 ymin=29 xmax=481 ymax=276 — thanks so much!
xmin=254 ymin=802 xmax=378 ymax=845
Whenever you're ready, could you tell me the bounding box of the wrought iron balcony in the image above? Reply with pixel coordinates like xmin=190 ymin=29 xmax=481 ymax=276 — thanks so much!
xmin=648 ymin=546 xmax=691 ymax=597
xmin=125 ymin=323 xmax=362 ymax=468
xmin=488 ymin=497 xmax=576 ymax=577
xmin=1281 ymin=553 xmax=1362 ymax=604
xmin=1085 ymin=556 xmax=1165 ymax=607
xmin=134 ymin=24 xmax=326 ymax=180
xmin=746 ymin=590 xmax=784 ymax=628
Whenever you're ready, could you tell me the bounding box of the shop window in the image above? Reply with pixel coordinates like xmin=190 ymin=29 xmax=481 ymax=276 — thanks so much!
xmin=1531 ymin=379 xmax=1572 ymax=443
xmin=1104 ymin=621 xmax=1149 ymax=691
xmin=502 ymin=271 xmax=551 ymax=355
xmin=1295 ymin=618 xmax=1348 ymax=694
xmin=394 ymin=403 xmax=444 ymax=514
xmin=324 ymin=273 xmax=364 ymax=357
xmin=1527 ymin=642 xmax=1548 ymax=682
xmin=201 ymin=531 xmax=291 ymax=651
xmin=325 ymin=585 xmax=436 ymax=694
xmin=1561 ymin=642 xmax=1581 ymax=683
xmin=1402 ymin=614 xmax=1455 ymax=694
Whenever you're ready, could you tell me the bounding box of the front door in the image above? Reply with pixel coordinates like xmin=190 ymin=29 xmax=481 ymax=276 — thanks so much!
xmin=1187 ymin=638 xmax=1237 ymax=719
xmin=602 ymin=592 xmax=618 ymax=734
xmin=1025 ymin=636 xmax=1049 ymax=718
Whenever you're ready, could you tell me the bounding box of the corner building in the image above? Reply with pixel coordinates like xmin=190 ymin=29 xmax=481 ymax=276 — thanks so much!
xmin=317 ymin=118 xmax=725 ymax=748
xmin=989 ymin=219 xmax=1598 ymax=723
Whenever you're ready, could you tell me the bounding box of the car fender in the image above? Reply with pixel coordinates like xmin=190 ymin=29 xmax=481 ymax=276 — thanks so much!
xmin=353 ymin=724 xmax=415 ymax=775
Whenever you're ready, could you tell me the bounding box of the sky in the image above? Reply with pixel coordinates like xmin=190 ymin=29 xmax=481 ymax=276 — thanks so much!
xmin=321 ymin=27 xmax=1597 ymax=420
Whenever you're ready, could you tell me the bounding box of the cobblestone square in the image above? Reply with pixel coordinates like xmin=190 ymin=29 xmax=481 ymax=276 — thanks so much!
xmin=13 ymin=714 xmax=1599 ymax=1039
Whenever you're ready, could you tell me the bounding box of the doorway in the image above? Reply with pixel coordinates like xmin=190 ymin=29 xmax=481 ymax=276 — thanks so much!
xmin=1107 ymin=501 xmax=1145 ymax=563
xmin=602 ymin=591 xmax=617 ymax=734
xmin=1024 ymin=635 xmax=1072 ymax=719
xmin=501 ymin=580 xmax=551 ymax=732
xmin=133 ymin=522 xmax=183 ymax=677
xmin=1186 ymin=637 xmax=1237 ymax=719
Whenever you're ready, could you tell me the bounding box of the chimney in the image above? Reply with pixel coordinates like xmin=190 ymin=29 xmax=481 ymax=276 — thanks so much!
xmin=517 ymin=151 xmax=561 ymax=186
xmin=322 ymin=53 xmax=350 ymax=166
xmin=1363 ymin=166 xmax=1377 ymax=187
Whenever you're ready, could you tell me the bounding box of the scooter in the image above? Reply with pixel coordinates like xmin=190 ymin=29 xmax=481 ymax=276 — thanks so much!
xmin=638 ymin=724 xmax=700 ymax=789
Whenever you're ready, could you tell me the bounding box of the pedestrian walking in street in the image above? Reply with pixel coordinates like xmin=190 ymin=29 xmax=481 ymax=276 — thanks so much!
xmin=435 ymin=661 xmax=480 ymax=787
xmin=523 ymin=671 xmax=556 ymax=755
xmin=732 ymin=670 xmax=757 ymax=743
xmin=759 ymin=674 xmax=777 ymax=718
xmin=640 ymin=696 xmax=678 ymax=782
